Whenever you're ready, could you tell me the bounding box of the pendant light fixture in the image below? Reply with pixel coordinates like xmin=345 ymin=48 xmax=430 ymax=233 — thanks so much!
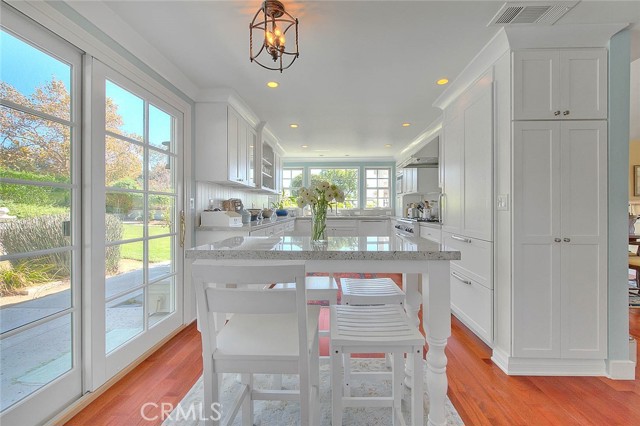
xmin=249 ymin=0 xmax=299 ymax=73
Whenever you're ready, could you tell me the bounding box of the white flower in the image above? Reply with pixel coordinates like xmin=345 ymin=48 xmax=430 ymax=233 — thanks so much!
xmin=318 ymin=181 xmax=331 ymax=191
xmin=336 ymin=190 xmax=346 ymax=203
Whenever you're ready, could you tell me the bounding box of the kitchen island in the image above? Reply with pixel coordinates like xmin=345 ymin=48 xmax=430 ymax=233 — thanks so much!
xmin=186 ymin=235 xmax=460 ymax=426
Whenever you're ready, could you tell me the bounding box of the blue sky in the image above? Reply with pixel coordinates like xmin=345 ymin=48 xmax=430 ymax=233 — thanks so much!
xmin=1 ymin=29 xmax=171 ymax=143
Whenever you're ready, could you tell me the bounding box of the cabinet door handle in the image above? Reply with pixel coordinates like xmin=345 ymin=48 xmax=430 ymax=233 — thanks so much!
xmin=451 ymin=271 xmax=472 ymax=285
xmin=554 ymin=110 xmax=561 ymax=116
xmin=554 ymin=238 xmax=561 ymax=242
xmin=563 ymin=110 xmax=570 ymax=116
xmin=451 ymin=234 xmax=472 ymax=243
xmin=563 ymin=238 xmax=571 ymax=242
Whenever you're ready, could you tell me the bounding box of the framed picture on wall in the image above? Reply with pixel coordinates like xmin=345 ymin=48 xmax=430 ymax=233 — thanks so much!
xmin=635 ymin=165 xmax=640 ymax=196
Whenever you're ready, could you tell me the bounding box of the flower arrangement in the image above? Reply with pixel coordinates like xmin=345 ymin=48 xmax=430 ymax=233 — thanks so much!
xmin=296 ymin=181 xmax=345 ymax=242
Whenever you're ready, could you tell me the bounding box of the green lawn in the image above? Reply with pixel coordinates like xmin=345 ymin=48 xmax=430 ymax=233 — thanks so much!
xmin=121 ymin=224 xmax=172 ymax=262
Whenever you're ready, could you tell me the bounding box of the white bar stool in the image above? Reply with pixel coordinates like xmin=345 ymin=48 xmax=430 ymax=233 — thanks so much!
xmin=341 ymin=277 xmax=405 ymax=306
xmin=340 ymin=277 xmax=406 ymax=381
xmin=330 ymin=304 xmax=424 ymax=426
xmin=271 ymin=275 xmax=339 ymax=307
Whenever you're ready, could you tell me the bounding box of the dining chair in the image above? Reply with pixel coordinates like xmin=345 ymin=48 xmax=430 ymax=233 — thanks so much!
xmin=330 ymin=304 xmax=425 ymax=425
xmin=192 ymin=261 xmax=320 ymax=426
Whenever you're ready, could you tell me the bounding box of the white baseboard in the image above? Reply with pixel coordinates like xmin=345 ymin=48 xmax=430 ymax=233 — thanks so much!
xmin=605 ymin=338 xmax=637 ymax=380
xmin=490 ymin=350 xmax=607 ymax=376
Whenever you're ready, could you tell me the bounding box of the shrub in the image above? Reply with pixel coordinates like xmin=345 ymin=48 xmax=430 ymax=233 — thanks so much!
xmin=2 ymin=202 xmax=68 ymax=219
xmin=0 ymin=213 xmax=123 ymax=279
xmin=105 ymin=215 xmax=123 ymax=274
xmin=0 ymin=262 xmax=55 ymax=296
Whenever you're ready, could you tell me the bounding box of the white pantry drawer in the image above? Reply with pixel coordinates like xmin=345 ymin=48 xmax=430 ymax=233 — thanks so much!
xmin=450 ymin=265 xmax=493 ymax=345
xmin=442 ymin=231 xmax=492 ymax=289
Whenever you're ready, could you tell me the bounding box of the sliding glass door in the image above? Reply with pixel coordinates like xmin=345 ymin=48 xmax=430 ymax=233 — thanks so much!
xmin=91 ymin=60 xmax=184 ymax=384
xmin=0 ymin=7 xmax=82 ymax=424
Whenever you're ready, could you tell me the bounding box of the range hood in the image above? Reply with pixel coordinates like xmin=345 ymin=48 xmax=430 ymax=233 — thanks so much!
xmin=399 ymin=136 xmax=439 ymax=169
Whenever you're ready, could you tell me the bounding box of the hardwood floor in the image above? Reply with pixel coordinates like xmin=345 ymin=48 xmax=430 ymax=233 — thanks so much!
xmin=66 ymin=310 xmax=640 ymax=426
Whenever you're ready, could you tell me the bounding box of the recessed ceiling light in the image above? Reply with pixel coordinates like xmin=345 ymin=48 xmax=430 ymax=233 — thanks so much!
xmin=437 ymin=78 xmax=449 ymax=85
xmin=267 ymin=81 xmax=279 ymax=88
xmin=301 ymin=145 xmax=308 ymax=148
xmin=384 ymin=144 xmax=392 ymax=148
xmin=290 ymin=123 xmax=299 ymax=128
xmin=402 ymin=123 xmax=411 ymax=127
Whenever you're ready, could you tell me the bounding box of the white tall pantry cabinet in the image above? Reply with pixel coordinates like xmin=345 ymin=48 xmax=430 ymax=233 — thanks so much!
xmin=509 ymin=48 xmax=608 ymax=370
xmin=436 ymin=33 xmax=612 ymax=375
xmin=513 ymin=120 xmax=607 ymax=359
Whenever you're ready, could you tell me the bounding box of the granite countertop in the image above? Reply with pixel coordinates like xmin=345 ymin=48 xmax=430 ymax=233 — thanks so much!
xmin=185 ymin=235 xmax=460 ymax=261
xmin=198 ymin=215 xmax=295 ymax=232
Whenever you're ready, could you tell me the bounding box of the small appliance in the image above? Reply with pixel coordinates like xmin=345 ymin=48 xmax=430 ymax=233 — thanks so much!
xmin=201 ymin=211 xmax=243 ymax=227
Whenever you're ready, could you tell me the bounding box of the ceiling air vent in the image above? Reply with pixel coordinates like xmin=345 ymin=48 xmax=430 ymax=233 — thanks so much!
xmin=489 ymin=1 xmax=578 ymax=26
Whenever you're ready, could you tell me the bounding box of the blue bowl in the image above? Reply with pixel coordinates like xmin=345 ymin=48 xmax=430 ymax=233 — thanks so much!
xmin=275 ymin=209 xmax=288 ymax=217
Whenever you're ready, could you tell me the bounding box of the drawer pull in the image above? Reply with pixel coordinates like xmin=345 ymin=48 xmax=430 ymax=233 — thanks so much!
xmin=451 ymin=271 xmax=472 ymax=285
xmin=451 ymin=234 xmax=472 ymax=243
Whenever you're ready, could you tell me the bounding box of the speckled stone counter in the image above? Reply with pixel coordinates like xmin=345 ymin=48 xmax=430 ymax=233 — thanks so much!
xmin=197 ymin=215 xmax=295 ymax=232
xmin=185 ymin=235 xmax=460 ymax=261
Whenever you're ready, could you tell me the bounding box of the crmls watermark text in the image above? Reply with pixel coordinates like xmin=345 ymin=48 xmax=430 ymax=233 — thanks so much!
xmin=140 ymin=402 xmax=222 ymax=421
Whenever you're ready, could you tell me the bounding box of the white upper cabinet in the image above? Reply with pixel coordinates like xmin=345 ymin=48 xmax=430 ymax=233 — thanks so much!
xmin=255 ymin=125 xmax=283 ymax=194
xmin=513 ymin=49 xmax=607 ymax=120
xmin=195 ymin=103 xmax=256 ymax=187
xmin=442 ymin=76 xmax=493 ymax=242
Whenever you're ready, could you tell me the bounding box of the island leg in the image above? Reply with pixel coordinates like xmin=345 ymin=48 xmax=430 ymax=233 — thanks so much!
xmin=423 ymin=261 xmax=451 ymax=426
xmin=403 ymin=272 xmax=421 ymax=392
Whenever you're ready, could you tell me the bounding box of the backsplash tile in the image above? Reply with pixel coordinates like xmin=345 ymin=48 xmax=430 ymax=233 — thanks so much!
xmin=195 ymin=182 xmax=273 ymax=224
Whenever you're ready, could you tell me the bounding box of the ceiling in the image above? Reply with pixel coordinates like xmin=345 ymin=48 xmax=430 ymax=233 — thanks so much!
xmin=70 ymin=1 xmax=640 ymax=159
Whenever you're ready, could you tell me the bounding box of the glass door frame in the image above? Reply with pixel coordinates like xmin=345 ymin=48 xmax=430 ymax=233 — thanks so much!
xmin=88 ymin=59 xmax=184 ymax=388
xmin=0 ymin=5 xmax=83 ymax=424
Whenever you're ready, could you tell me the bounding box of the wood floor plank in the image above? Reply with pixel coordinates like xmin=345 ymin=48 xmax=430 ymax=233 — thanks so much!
xmin=66 ymin=309 xmax=640 ymax=426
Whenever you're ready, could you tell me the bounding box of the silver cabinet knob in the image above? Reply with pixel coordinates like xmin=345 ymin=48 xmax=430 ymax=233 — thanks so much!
xmin=564 ymin=238 xmax=571 ymax=242
xmin=563 ymin=110 xmax=570 ymax=116
xmin=554 ymin=238 xmax=561 ymax=242
xmin=554 ymin=111 xmax=561 ymax=116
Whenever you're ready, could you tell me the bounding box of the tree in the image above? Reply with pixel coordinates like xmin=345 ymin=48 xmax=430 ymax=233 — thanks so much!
xmin=309 ymin=169 xmax=359 ymax=208
xmin=0 ymin=79 xmax=143 ymax=184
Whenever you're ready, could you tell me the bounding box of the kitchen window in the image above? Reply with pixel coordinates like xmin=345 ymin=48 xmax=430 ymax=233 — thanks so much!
xmin=310 ymin=167 xmax=359 ymax=208
xmin=282 ymin=167 xmax=303 ymax=198
xmin=365 ymin=168 xmax=391 ymax=208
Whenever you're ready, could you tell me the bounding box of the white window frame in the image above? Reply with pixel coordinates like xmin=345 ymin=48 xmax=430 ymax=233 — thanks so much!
xmin=364 ymin=167 xmax=392 ymax=208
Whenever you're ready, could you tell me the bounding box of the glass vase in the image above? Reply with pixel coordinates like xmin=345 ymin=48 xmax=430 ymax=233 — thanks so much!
xmin=311 ymin=203 xmax=328 ymax=245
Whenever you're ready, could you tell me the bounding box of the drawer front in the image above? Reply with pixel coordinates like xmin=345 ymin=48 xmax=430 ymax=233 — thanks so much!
xmin=419 ymin=224 xmax=441 ymax=243
xmin=283 ymin=220 xmax=295 ymax=232
xmin=450 ymin=266 xmax=493 ymax=345
xmin=442 ymin=231 xmax=492 ymax=288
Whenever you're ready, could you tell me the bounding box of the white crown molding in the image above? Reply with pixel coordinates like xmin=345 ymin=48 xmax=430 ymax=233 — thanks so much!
xmin=198 ymin=88 xmax=261 ymax=128
xmin=5 ymin=1 xmax=193 ymax=112
xmin=61 ymin=0 xmax=200 ymax=100
xmin=396 ymin=117 xmax=443 ymax=161
xmin=283 ymin=157 xmax=395 ymax=163
xmin=503 ymin=23 xmax=630 ymax=50
xmin=433 ymin=28 xmax=509 ymax=111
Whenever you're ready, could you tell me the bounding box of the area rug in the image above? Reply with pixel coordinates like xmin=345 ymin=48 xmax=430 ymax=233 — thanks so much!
xmin=162 ymin=359 xmax=464 ymax=426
